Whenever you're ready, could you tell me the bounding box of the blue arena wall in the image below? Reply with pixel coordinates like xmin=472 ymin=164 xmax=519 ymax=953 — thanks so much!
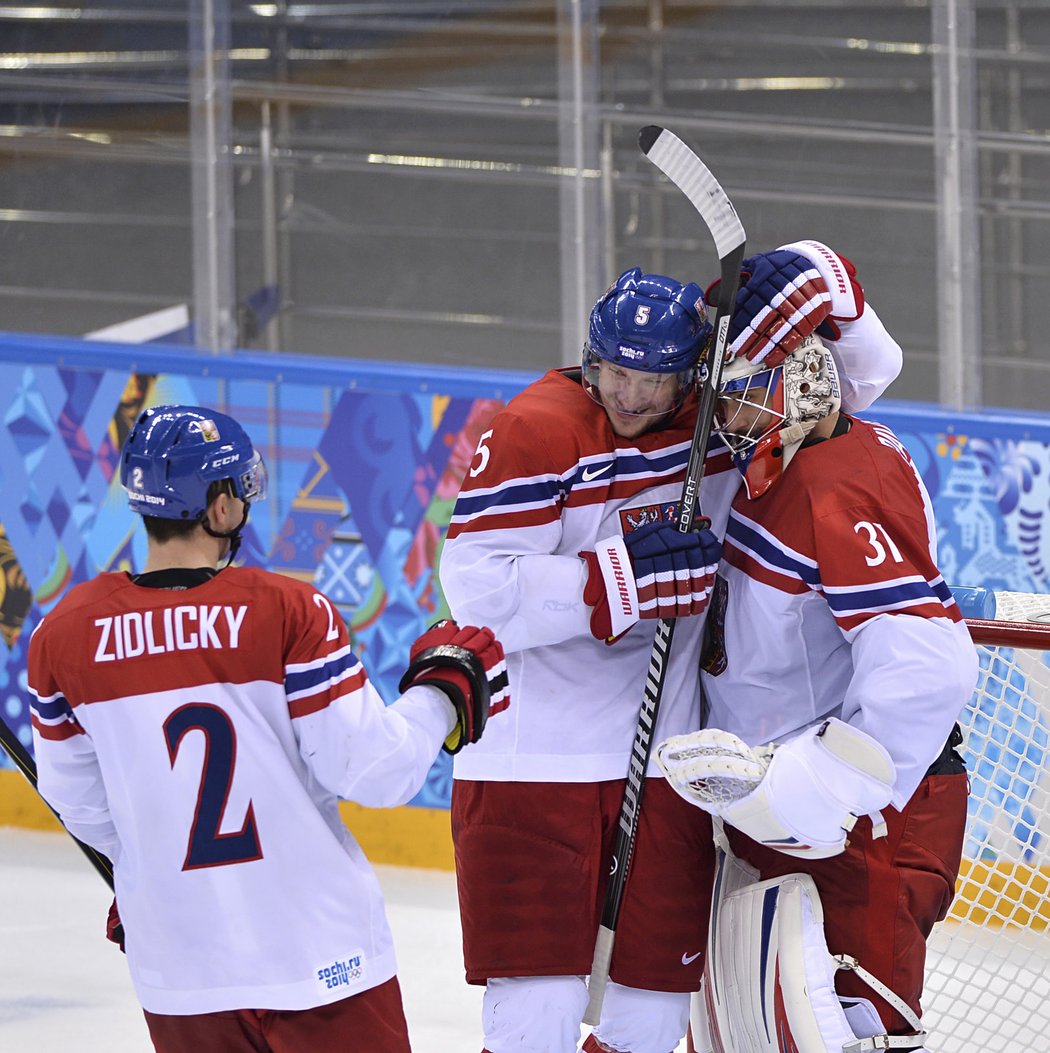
xmin=2 ymin=330 xmax=1049 ymax=820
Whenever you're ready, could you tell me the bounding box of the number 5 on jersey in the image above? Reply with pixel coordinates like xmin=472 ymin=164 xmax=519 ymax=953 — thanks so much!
xmin=470 ymin=429 xmax=494 ymax=478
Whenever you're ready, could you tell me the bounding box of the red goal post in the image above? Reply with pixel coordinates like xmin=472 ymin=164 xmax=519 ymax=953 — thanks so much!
xmin=924 ymin=590 xmax=1050 ymax=1053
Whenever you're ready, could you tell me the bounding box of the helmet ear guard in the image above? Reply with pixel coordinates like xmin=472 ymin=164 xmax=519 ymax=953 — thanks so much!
xmin=716 ymin=334 xmax=841 ymax=498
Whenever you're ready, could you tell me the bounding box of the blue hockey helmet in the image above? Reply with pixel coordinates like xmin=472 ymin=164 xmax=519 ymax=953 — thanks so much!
xmin=583 ymin=268 xmax=712 ymax=417
xmin=120 ymin=405 xmax=267 ymax=521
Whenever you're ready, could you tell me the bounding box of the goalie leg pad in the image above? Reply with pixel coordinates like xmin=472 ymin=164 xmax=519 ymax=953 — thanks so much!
xmin=709 ymin=873 xmax=858 ymax=1052
xmin=703 ymin=840 xmax=926 ymax=1053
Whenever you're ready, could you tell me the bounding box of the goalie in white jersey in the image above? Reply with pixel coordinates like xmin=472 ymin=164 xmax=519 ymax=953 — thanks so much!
xmin=657 ymin=246 xmax=979 ymax=1053
xmin=28 ymin=404 xmax=509 ymax=1053
xmin=439 ymin=243 xmax=904 ymax=1053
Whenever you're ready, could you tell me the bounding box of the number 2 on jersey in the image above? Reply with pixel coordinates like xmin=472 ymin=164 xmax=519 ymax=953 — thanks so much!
xmin=164 ymin=703 xmax=263 ymax=871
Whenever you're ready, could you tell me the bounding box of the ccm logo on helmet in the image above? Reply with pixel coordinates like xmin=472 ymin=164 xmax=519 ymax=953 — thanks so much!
xmin=210 ymin=454 xmax=242 ymax=469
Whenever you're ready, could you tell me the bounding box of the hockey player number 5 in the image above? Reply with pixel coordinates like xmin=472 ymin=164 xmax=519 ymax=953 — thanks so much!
xmin=469 ymin=430 xmax=494 ymax=477
xmin=164 ymin=702 xmax=263 ymax=871
xmin=854 ymin=520 xmax=904 ymax=567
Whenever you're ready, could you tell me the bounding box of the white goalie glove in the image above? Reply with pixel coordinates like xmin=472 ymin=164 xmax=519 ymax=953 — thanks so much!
xmin=655 ymin=719 xmax=896 ymax=859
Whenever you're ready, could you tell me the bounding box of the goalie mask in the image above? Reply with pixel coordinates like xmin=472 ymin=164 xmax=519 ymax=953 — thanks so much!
xmin=583 ymin=268 xmax=712 ymax=422
xmin=715 ymin=333 xmax=841 ymax=499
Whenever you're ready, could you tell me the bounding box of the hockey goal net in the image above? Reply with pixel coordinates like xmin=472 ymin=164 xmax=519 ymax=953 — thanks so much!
xmin=923 ymin=590 xmax=1050 ymax=1052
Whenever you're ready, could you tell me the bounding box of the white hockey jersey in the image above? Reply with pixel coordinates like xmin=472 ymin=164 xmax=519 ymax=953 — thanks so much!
xmin=439 ymin=307 xmax=903 ymax=784
xmin=441 ymin=368 xmax=740 ymax=783
xmin=28 ymin=567 xmax=455 ymax=1015
xmin=700 ymin=416 xmax=979 ymax=807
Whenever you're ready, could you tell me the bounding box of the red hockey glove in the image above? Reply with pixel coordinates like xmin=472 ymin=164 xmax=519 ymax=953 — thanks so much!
xmin=581 ymin=520 xmax=722 ymax=644
xmin=776 ymin=240 xmax=865 ymax=342
xmin=705 ymin=241 xmax=864 ymax=369
xmin=399 ymin=620 xmax=509 ymax=754
xmin=706 ymin=248 xmax=832 ymax=369
xmin=106 ymin=896 xmax=126 ymax=953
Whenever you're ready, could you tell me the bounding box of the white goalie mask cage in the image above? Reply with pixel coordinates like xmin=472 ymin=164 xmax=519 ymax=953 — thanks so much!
xmin=715 ymin=335 xmax=843 ymax=498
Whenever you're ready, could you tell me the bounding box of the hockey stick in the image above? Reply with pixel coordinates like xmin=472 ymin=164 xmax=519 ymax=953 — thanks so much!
xmin=583 ymin=126 xmax=746 ymax=1026
xmin=0 ymin=713 xmax=115 ymax=889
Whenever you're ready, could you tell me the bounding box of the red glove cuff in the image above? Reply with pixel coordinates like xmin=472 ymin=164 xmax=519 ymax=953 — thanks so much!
xmin=580 ymin=548 xmax=636 ymax=645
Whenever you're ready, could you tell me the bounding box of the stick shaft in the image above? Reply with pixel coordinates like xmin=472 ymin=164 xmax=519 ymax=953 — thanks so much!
xmin=0 ymin=714 xmax=115 ymax=889
xmin=583 ymin=127 xmax=745 ymax=1027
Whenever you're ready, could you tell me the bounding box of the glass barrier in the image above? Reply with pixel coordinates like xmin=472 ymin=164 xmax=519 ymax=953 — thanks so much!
xmin=1 ymin=2 xmax=1049 ymax=409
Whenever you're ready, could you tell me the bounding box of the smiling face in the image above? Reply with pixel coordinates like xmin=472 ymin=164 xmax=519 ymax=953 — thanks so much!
xmin=582 ymin=269 xmax=710 ymax=441
xmin=594 ymin=361 xmax=684 ymax=437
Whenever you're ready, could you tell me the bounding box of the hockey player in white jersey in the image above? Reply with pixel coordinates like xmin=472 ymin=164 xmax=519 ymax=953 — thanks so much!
xmin=28 ymin=404 xmax=509 ymax=1053
xmin=439 ymin=243 xmax=904 ymax=1053
xmin=656 ymin=248 xmax=979 ymax=1053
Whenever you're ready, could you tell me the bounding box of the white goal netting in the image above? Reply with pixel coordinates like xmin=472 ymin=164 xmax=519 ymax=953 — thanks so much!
xmin=924 ymin=591 xmax=1050 ymax=1053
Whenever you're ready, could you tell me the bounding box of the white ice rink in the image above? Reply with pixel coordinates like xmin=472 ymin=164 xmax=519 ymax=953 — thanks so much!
xmin=0 ymin=827 xmax=484 ymax=1052
xmin=0 ymin=828 xmax=691 ymax=1053
xmin=7 ymin=825 xmax=1044 ymax=1053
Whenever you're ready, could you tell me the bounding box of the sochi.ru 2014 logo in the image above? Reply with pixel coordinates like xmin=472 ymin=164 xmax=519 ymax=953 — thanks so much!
xmin=317 ymin=955 xmax=363 ymax=989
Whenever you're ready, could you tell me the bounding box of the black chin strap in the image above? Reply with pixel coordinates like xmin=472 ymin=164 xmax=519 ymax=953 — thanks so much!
xmin=201 ymin=502 xmax=251 ymax=569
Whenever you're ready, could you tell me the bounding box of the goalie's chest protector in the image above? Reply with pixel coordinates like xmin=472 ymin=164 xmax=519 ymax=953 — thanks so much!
xmin=702 ymin=417 xmax=947 ymax=747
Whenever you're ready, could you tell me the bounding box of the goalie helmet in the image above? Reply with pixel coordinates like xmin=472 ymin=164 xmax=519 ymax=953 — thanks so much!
xmin=715 ymin=333 xmax=841 ymax=499
xmin=583 ymin=267 xmax=712 ymax=418
xmin=120 ymin=404 xmax=267 ymax=521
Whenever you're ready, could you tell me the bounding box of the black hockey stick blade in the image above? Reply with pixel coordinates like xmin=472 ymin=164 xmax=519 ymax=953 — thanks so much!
xmin=0 ymin=713 xmax=115 ymax=889
xmin=584 ymin=130 xmax=746 ymax=1027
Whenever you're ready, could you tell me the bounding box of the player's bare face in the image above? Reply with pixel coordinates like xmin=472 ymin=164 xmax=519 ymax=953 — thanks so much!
xmin=598 ymin=364 xmax=680 ymax=437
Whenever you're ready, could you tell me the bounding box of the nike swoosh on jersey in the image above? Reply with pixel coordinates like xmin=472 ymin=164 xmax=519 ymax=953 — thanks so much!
xmin=681 ymin=950 xmax=702 ymax=965
xmin=581 ymin=462 xmax=613 ymax=482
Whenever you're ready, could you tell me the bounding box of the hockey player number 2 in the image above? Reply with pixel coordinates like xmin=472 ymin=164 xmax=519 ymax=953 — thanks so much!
xmin=164 ymin=702 xmax=263 ymax=871
xmin=313 ymin=593 xmax=341 ymax=641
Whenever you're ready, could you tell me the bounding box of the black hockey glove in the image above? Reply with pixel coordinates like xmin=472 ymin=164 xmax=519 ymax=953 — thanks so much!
xmin=399 ymin=620 xmax=509 ymax=754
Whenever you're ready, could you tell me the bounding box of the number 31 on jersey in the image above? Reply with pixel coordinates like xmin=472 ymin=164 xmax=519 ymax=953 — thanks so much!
xmin=854 ymin=520 xmax=903 ymax=567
